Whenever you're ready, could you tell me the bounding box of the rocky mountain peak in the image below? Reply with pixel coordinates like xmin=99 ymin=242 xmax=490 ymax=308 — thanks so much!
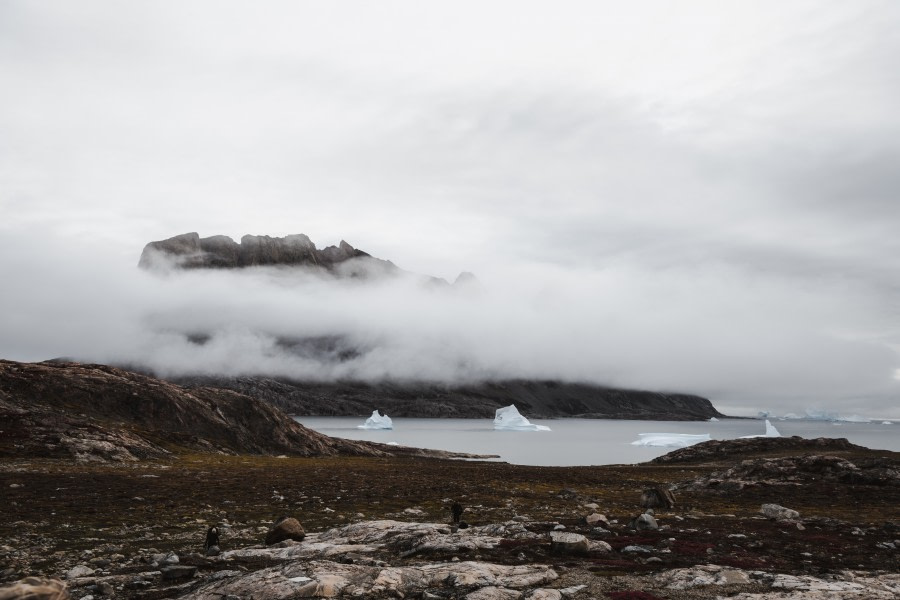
xmin=138 ymin=232 xmax=384 ymax=273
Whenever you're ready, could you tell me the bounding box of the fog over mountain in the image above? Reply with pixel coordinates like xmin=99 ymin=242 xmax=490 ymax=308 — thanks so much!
xmin=1 ymin=2 xmax=899 ymax=418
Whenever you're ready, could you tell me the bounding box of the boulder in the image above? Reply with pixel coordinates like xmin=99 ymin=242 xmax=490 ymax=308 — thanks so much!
xmin=548 ymin=532 xmax=589 ymax=554
xmin=265 ymin=516 xmax=306 ymax=546
xmin=760 ymin=504 xmax=800 ymax=521
xmin=640 ymin=487 xmax=675 ymax=510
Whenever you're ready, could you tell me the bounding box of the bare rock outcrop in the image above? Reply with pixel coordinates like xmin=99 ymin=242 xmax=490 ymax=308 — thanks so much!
xmin=678 ymin=454 xmax=900 ymax=491
xmin=0 ymin=360 xmax=497 ymax=461
xmin=651 ymin=436 xmax=869 ymax=464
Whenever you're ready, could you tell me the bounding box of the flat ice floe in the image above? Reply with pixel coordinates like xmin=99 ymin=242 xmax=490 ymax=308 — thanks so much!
xmin=358 ymin=410 xmax=393 ymax=430
xmin=630 ymin=433 xmax=711 ymax=448
xmin=493 ymin=405 xmax=551 ymax=431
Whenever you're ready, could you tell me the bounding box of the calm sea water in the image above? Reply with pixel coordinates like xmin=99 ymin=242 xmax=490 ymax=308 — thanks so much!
xmin=294 ymin=417 xmax=899 ymax=466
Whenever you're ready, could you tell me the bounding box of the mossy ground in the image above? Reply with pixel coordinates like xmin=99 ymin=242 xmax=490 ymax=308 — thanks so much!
xmin=1 ymin=448 xmax=898 ymax=589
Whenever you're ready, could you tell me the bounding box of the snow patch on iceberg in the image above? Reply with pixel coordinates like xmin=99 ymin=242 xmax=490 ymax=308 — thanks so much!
xmin=630 ymin=433 xmax=711 ymax=448
xmin=358 ymin=410 xmax=393 ymax=430
xmin=494 ymin=405 xmax=551 ymax=431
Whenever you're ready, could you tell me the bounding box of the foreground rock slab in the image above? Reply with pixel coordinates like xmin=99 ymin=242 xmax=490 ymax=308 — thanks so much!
xmin=185 ymin=560 xmax=558 ymax=600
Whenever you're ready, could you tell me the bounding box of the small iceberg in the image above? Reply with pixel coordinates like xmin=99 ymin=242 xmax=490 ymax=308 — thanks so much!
xmin=630 ymin=433 xmax=711 ymax=448
xmin=708 ymin=417 xmax=719 ymax=422
xmin=740 ymin=419 xmax=781 ymax=439
xmin=494 ymin=405 xmax=551 ymax=431
xmin=883 ymin=421 xmax=893 ymax=425
xmin=358 ymin=410 xmax=393 ymax=430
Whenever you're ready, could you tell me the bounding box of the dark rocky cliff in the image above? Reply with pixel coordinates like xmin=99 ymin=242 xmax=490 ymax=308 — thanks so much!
xmin=175 ymin=376 xmax=724 ymax=420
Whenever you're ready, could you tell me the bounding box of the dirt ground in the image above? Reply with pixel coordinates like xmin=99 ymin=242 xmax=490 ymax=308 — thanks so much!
xmin=2 ymin=448 xmax=898 ymax=594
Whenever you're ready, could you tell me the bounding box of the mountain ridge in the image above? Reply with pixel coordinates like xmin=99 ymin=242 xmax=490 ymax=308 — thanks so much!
xmin=174 ymin=375 xmax=724 ymax=420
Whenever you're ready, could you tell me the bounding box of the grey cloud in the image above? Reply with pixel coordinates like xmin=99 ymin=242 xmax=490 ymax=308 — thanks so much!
xmin=1 ymin=1 xmax=900 ymax=419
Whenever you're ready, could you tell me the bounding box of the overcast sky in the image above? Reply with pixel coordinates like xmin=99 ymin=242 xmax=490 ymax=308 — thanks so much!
xmin=2 ymin=1 xmax=899 ymax=417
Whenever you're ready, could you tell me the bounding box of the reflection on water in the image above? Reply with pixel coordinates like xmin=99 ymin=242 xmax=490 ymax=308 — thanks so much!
xmin=293 ymin=417 xmax=899 ymax=467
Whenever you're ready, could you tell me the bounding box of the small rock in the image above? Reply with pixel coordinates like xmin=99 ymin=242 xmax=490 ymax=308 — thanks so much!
xmin=553 ymin=524 xmax=566 ymax=531
xmin=622 ymin=545 xmax=652 ymax=553
xmin=633 ymin=513 xmax=658 ymax=531
xmin=160 ymin=565 xmax=197 ymax=581
xmin=760 ymin=503 xmax=800 ymax=521
xmin=640 ymin=487 xmax=675 ymax=509
xmin=96 ymin=582 xmax=114 ymax=596
xmin=206 ymin=545 xmax=221 ymax=556
xmin=584 ymin=513 xmax=608 ymax=526
xmin=65 ymin=565 xmax=95 ymax=579
xmin=559 ymin=585 xmax=587 ymax=597
xmin=549 ymin=531 xmax=590 ymax=554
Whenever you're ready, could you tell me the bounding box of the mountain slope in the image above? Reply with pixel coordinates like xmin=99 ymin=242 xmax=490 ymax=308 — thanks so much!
xmin=176 ymin=376 xmax=724 ymax=420
xmin=0 ymin=360 xmax=389 ymax=461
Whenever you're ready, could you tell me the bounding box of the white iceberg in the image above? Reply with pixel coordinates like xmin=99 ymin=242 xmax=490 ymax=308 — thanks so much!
xmin=883 ymin=421 xmax=893 ymax=425
xmin=708 ymin=417 xmax=719 ymax=422
xmin=740 ymin=419 xmax=781 ymax=438
xmin=630 ymin=433 xmax=711 ymax=448
xmin=358 ymin=410 xmax=393 ymax=430
xmin=493 ymin=405 xmax=551 ymax=431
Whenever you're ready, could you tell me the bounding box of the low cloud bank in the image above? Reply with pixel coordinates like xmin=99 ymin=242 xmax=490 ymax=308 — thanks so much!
xmin=1 ymin=233 xmax=897 ymax=418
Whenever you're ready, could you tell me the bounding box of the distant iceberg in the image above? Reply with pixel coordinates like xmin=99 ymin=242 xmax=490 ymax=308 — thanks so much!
xmin=631 ymin=433 xmax=711 ymax=448
xmin=883 ymin=421 xmax=893 ymax=425
xmin=358 ymin=410 xmax=393 ymax=430
xmin=740 ymin=419 xmax=781 ymax=439
xmin=804 ymin=408 xmax=871 ymax=423
xmin=708 ymin=417 xmax=719 ymax=422
xmin=494 ymin=405 xmax=551 ymax=431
